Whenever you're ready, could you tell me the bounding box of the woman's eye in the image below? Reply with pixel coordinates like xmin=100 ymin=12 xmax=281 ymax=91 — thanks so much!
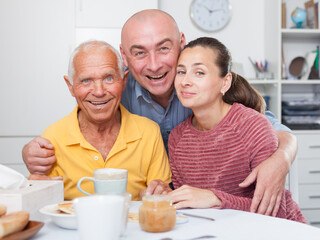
xmin=176 ymin=70 xmax=185 ymax=75
xmin=196 ymin=71 xmax=204 ymax=76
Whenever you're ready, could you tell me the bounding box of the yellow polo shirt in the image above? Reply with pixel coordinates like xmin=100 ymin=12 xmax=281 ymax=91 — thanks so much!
xmin=42 ymin=105 xmax=171 ymax=200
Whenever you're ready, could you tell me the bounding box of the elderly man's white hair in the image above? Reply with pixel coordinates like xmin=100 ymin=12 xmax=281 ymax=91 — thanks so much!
xmin=67 ymin=40 xmax=125 ymax=84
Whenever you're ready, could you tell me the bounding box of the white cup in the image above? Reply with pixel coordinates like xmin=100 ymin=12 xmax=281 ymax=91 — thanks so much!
xmin=120 ymin=192 xmax=132 ymax=237
xmin=73 ymin=195 xmax=125 ymax=240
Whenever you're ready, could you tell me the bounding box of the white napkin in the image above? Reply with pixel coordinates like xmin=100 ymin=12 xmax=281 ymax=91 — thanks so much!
xmin=0 ymin=164 xmax=28 ymax=190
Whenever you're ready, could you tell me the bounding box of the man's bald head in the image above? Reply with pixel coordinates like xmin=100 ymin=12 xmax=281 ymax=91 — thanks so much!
xmin=121 ymin=9 xmax=180 ymax=44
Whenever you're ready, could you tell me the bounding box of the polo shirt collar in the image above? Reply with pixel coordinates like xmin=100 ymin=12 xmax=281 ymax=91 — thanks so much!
xmin=65 ymin=105 xmax=142 ymax=153
xmin=65 ymin=106 xmax=94 ymax=150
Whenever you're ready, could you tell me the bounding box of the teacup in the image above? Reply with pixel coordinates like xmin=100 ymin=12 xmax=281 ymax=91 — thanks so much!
xmin=77 ymin=168 xmax=128 ymax=196
xmin=73 ymin=195 xmax=125 ymax=240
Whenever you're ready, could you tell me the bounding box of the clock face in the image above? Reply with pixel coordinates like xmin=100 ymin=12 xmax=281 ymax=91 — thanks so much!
xmin=190 ymin=0 xmax=231 ymax=32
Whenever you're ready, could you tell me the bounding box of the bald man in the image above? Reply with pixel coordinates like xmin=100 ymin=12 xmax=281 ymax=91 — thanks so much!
xmin=23 ymin=9 xmax=297 ymax=217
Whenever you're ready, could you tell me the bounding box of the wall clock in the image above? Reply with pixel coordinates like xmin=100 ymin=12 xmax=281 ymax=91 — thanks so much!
xmin=190 ymin=0 xmax=232 ymax=32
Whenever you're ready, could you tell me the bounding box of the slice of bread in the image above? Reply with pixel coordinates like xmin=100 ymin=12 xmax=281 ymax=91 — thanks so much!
xmin=0 ymin=204 xmax=6 ymax=217
xmin=58 ymin=202 xmax=74 ymax=215
xmin=0 ymin=211 xmax=29 ymax=238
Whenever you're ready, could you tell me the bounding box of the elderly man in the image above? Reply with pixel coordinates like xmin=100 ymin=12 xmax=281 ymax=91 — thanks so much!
xmin=38 ymin=40 xmax=171 ymax=200
xmin=23 ymin=10 xmax=297 ymax=216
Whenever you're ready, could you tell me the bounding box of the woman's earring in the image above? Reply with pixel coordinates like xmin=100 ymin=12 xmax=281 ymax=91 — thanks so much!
xmin=221 ymin=90 xmax=225 ymax=96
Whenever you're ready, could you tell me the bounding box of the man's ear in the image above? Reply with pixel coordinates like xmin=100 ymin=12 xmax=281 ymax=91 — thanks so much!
xmin=180 ymin=32 xmax=186 ymax=50
xmin=64 ymin=75 xmax=75 ymax=97
xmin=120 ymin=44 xmax=129 ymax=67
xmin=122 ymin=70 xmax=129 ymax=92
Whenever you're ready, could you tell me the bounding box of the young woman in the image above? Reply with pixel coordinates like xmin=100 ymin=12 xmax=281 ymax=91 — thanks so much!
xmin=168 ymin=37 xmax=305 ymax=223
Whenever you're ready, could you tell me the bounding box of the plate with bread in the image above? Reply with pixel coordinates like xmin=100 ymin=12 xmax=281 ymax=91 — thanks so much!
xmin=0 ymin=203 xmax=44 ymax=240
xmin=39 ymin=202 xmax=77 ymax=230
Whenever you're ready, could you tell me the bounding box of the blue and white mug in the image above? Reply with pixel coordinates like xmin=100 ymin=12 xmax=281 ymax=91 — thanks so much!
xmin=77 ymin=168 xmax=128 ymax=195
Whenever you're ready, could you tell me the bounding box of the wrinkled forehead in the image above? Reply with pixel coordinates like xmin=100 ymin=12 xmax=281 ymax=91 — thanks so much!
xmin=74 ymin=47 xmax=119 ymax=73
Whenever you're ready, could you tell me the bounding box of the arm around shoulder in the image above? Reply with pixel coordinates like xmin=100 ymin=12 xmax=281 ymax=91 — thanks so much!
xmin=22 ymin=136 xmax=56 ymax=175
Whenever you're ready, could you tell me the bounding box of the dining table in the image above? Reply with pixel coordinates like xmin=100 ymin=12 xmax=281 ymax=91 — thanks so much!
xmin=31 ymin=201 xmax=320 ymax=240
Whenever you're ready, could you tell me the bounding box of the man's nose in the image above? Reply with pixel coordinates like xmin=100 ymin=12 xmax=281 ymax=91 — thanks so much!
xmin=92 ymin=80 xmax=106 ymax=96
xmin=147 ymin=52 xmax=162 ymax=72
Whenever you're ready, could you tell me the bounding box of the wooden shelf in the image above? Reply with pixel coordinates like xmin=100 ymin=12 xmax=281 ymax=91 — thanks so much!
xmin=249 ymin=79 xmax=278 ymax=84
xmin=281 ymin=29 xmax=320 ymax=39
xmin=281 ymin=80 xmax=320 ymax=84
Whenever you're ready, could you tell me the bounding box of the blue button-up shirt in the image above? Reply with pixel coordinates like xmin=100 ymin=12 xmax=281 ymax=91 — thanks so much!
xmin=121 ymin=72 xmax=291 ymax=151
xmin=121 ymin=73 xmax=192 ymax=152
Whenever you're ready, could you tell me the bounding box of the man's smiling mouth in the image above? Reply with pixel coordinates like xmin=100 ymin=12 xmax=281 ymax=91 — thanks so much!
xmin=147 ymin=72 xmax=167 ymax=80
xmin=89 ymin=100 xmax=110 ymax=105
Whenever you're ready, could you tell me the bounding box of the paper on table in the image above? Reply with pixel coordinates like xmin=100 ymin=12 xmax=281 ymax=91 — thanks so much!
xmin=0 ymin=164 xmax=28 ymax=190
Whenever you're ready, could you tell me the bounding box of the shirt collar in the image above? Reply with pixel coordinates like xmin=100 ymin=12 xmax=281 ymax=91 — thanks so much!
xmin=133 ymin=76 xmax=178 ymax=105
xmin=65 ymin=105 xmax=142 ymax=151
xmin=134 ymin=79 xmax=153 ymax=104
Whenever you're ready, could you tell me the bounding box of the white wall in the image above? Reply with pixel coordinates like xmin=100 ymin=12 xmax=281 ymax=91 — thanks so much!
xmin=75 ymin=0 xmax=267 ymax=79
xmin=159 ymin=0 xmax=266 ymax=79
xmin=0 ymin=0 xmax=269 ymax=176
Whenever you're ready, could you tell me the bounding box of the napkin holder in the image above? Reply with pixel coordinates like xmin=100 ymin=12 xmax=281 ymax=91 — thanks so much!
xmin=0 ymin=180 xmax=63 ymax=221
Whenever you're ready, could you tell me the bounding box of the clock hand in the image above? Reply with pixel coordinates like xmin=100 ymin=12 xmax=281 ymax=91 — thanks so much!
xmin=197 ymin=4 xmax=225 ymax=15
xmin=198 ymin=3 xmax=214 ymax=13
xmin=209 ymin=9 xmax=225 ymax=14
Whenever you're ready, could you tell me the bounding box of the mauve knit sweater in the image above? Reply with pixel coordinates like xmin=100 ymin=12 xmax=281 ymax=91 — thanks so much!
xmin=169 ymin=103 xmax=306 ymax=223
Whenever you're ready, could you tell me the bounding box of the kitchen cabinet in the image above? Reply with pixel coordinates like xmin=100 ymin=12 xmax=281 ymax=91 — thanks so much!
xmin=75 ymin=0 xmax=158 ymax=28
xmin=280 ymin=0 xmax=320 ymax=227
xmin=295 ymin=132 xmax=320 ymax=227
xmin=0 ymin=0 xmax=76 ymax=176
xmin=248 ymin=1 xmax=320 ymax=227
xmin=75 ymin=0 xmax=158 ymax=49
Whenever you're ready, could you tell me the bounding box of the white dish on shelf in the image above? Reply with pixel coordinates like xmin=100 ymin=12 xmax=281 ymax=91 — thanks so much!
xmin=39 ymin=203 xmax=77 ymax=230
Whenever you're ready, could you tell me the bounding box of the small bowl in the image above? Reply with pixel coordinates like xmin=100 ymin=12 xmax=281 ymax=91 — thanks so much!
xmin=39 ymin=203 xmax=77 ymax=229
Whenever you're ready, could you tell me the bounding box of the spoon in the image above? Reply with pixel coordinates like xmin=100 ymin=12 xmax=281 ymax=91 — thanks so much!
xmin=160 ymin=235 xmax=216 ymax=240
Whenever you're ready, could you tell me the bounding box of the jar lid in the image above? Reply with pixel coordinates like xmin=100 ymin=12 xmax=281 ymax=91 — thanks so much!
xmin=142 ymin=194 xmax=172 ymax=202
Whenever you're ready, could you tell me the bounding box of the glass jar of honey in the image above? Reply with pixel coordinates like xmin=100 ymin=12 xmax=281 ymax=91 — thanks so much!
xmin=139 ymin=195 xmax=176 ymax=233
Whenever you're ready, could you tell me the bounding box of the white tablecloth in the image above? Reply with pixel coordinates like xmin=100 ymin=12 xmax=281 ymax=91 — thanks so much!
xmin=31 ymin=201 xmax=320 ymax=240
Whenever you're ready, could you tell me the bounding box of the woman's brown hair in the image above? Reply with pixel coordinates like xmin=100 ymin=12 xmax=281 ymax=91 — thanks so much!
xmin=183 ymin=37 xmax=266 ymax=114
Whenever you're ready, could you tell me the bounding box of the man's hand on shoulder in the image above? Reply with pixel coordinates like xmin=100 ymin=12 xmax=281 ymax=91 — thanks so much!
xmin=239 ymin=150 xmax=289 ymax=216
xmin=239 ymin=131 xmax=297 ymax=217
xmin=22 ymin=137 xmax=56 ymax=175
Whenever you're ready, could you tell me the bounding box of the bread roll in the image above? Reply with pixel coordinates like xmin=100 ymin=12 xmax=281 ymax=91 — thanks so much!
xmin=0 ymin=205 xmax=6 ymax=217
xmin=0 ymin=211 xmax=29 ymax=238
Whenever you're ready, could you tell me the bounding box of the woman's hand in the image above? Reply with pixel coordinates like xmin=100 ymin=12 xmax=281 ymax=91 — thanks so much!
xmin=168 ymin=185 xmax=221 ymax=209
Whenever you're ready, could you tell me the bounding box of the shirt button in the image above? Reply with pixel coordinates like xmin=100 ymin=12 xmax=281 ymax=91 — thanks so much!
xmin=94 ymin=156 xmax=99 ymax=160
